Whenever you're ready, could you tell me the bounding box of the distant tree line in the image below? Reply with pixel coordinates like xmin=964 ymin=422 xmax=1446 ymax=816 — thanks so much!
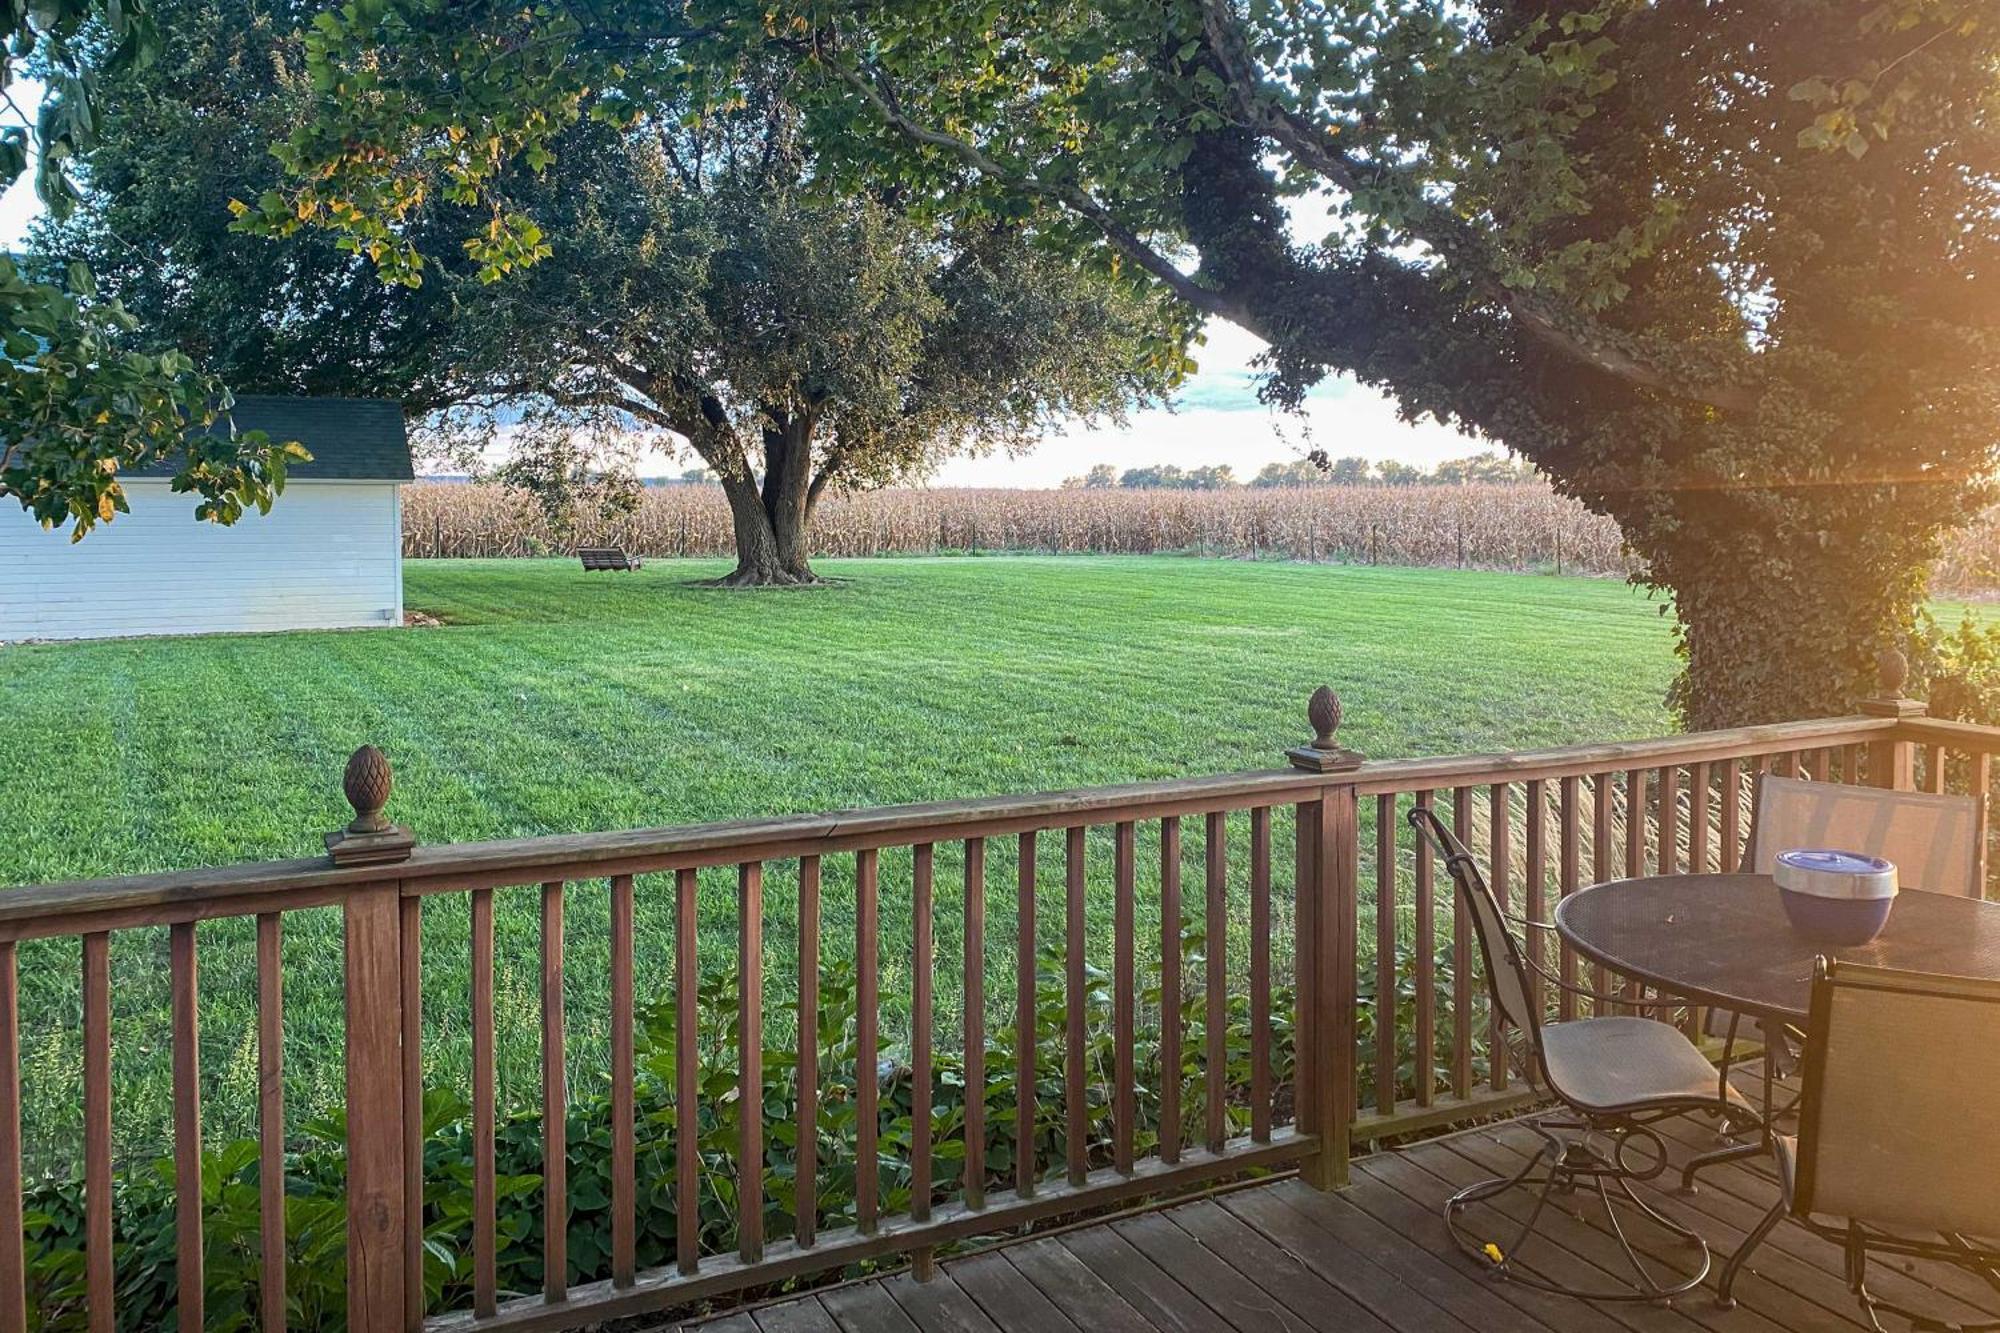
xmin=1062 ymin=453 xmax=1531 ymax=490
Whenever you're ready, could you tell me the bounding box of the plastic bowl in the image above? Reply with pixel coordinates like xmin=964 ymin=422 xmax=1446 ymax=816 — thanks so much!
xmin=1776 ymin=887 xmax=1895 ymax=947
xmin=1773 ymin=849 xmax=1897 ymax=947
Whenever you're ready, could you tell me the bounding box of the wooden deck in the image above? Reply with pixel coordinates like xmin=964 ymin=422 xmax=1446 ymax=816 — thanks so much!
xmin=675 ymin=1107 xmax=1999 ymax=1333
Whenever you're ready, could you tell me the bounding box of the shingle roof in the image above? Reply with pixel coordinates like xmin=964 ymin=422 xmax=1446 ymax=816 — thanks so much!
xmin=126 ymin=395 xmax=413 ymax=482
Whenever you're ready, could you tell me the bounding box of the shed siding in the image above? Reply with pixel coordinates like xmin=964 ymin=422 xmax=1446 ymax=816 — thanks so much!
xmin=0 ymin=481 xmax=404 ymax=641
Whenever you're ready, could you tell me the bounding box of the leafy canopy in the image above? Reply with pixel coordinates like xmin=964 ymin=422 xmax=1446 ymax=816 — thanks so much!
xmin=0 ymin=0 xmax=306 ymax=537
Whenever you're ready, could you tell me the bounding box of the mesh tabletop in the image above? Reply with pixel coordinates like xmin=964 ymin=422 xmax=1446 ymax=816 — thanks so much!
xmin=1554 ymin=874 xmax=2000 ymax=1024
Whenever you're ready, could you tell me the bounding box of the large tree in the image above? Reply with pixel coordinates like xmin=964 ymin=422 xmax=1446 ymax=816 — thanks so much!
xmin=256 ymin=0 xmax=2000 ymax=726
xmin=46 ymin=4 xmax=1176 ymax=583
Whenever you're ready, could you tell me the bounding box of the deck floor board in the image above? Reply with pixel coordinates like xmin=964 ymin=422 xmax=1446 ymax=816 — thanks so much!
xmin=682 ymin=1114 xmax=1988 ymax=1333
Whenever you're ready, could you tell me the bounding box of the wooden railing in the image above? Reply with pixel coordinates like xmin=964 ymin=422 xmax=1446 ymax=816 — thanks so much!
xmin=0 ymin=664 xmax=1987 ymax=1333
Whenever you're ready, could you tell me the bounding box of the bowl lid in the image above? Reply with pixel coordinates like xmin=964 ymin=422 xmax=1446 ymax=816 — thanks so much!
xmin=1774 ymin=848 xmax=1899 ymax=900
xmin=1775 ymin=849 xmax=1893 ymax=875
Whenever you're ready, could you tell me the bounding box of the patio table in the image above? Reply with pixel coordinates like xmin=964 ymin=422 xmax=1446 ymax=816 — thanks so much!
xmin=1555 ymin=872 xmax=2000 ymax=1026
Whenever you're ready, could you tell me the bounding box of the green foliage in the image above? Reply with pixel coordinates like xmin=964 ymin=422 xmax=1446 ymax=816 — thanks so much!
xmin=0 ymin=258 xmax=307 ymax=538
xmin=1909 ymin=609 xmax=2000 ymax=727
xmin=17 ymin=948 xmax=1309 ymax=1331
xmin=1116 ymin=464 xmax=1236 ymax=491
xmin=0 ymin=0 xmax=304 ymax=538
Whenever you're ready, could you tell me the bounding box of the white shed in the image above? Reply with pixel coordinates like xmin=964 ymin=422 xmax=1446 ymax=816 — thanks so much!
xmin=0 ymin=396 xmax=411 ymax=642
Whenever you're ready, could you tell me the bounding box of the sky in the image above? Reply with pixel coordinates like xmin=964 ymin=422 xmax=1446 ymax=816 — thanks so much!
xmin=0 ymin=78 xmax=1489 ymax=488
xmin=935 ymin=322 xmax=1477 ymax=487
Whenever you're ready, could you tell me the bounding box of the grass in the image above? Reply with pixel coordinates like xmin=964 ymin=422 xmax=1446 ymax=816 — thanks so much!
xmin=0 ymin=556 xmax=1678 ymax=1170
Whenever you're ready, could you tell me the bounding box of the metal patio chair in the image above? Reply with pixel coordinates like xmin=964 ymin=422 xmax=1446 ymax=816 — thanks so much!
xmin=1720 ymin=959 xmax=2000 ymax=1331
xmin=1409 ymin=806 xmax=1758 ymax=1302
xmin=1708 ymin=776 xmax=1984 ymax=1110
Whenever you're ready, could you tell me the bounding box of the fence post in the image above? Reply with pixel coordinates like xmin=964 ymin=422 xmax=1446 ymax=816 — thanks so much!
xmin=1859 ymin=647 xmax=1924 ymax=790
xmin=1289 ymin=688 xmax=1362 ymax=1189
xmin=330 ymin=748 xmax=416 ymax=1333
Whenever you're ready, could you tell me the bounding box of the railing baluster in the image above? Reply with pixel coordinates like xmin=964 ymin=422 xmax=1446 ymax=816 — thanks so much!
xmin=1973 ymin=756 xmax=1992 ymax=894
xmin=962 ymin=839 xmax=986 ymax=1208
xmin=796 ymin=856 xmax=821 ymax=1246
xmin=610 ymin=875 xmax=636 ymax=1286
xmin=1660 ymin=766 xmax=1682 ymax=874
xmin=856 ymin=848 xmax=881 ymax=1232
xmin=400 ymin=895 xmax=422 ymax=1330
xmin=1926 ymin=743 xmax=1947 ymax=794
xmin=172 ymin=921 xmax=202 ymax=1332
xmin=1487 ymin=785 xmax=1510 ymax=1094
xmin=1720 ymin=760 xmax=1743 ymax=872
xmin=912 ymin=845 xmax=935 ymax=1218
xmin=1114 ymin=821 xmax=1138 ymax=1168
xmin=1558 ymin=777 xmax=1580 ymax=1021
xmin=541 ymin=881 xmax=567 ymax=1301
xmin=1451 ymin=788 xmax=1474 ymax=1099
xmin=83 ymin=932 xmax=114 ymax=1333
xmin=738 ymin=862 xmax=764 ymax=1264
xmin=1526 ymin=781 xmax=1548 ymax=1025
xmin=1689 ymin=762 xmax=1712 ymax=873
xmin=675 ymin=868 xmax=699 ymax=1275
xmin=1065 ymin=826 xmax=1088 ymax=1185
xmin=472 ymin=887 xmax=497 ymax=1313
xmin=1413 ymin=790 xmax=1435 ymax=1106
xmin=1159 ymin=819 xmax=1182 ymax=1165
xmin=1809 ymin=747 xmax=1831 ymax=783
xmin=0 ymin=941 xmax=19 ymax=1333
xmin=1249 ymin=808 xmax=1272 ymax=1144
xmin=1374 ymin=795 xmax=1397 ymax=1115
xmin=1204 ymin=811 xmax=1227 ymax=1155
xmin=256 ymin=917 xmax=284 ymax=1333
xmin=1590 ymin=773 xmax=1613 ymax=1008
xmin=1015 ymin=832 xmax=1036 ymax=1196
xmin=1625 ymin=769 xmax=1647 ymax=879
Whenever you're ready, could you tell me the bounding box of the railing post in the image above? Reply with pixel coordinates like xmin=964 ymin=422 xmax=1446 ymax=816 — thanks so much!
xmin=1859 ymin=648 xmax=1924 ymax=790
xmin=1290 ymin=688 xmax=1362 ymax=1190
xmin=332 ymin=747 xmax=415 ymax=1333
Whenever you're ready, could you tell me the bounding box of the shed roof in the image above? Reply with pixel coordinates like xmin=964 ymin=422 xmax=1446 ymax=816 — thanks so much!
xmin=126 ymin=395 xmax=413 ymax=482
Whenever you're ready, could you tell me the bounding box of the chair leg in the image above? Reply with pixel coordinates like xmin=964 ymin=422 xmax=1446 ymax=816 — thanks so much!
xmin=1680 ymin=1136 xmax=1765 ymax=1193
xmin=1445 ymin=1116 xmax=1712 ymax=1303
xmin=1718 ymin=1196 xmax=1787 ymax=1309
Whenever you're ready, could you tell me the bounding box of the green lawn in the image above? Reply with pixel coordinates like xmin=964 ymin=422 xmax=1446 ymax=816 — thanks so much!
xmin=0 ymin=557 xmax=1678 ymax=1168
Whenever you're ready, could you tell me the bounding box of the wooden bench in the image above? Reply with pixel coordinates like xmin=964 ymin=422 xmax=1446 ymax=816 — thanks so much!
xmin=578 ymin=546 xmax=643 ymax=572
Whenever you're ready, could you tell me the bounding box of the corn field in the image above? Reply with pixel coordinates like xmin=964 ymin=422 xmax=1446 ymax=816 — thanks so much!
xmin=401 ymin=480 xmax=2000 ymax=590
xmin=403 ymin=481 xmax=1638 ymax=574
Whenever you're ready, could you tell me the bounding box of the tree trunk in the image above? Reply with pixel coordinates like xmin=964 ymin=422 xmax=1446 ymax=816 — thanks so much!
xmin=710 ymin=416 xmax=820 ymax=586
xmin=1652 ymin=509 xmax=1925 ymax=731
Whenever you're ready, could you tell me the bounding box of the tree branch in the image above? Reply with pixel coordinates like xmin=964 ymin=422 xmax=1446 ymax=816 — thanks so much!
xmin=821 ymin=54 xmax=1258 ymax=332
xmin=1192 ymin=0 xmax=1759 ymax=415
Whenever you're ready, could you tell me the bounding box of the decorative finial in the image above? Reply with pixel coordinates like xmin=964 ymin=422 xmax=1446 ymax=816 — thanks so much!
xmin=1857 ymin=645 xmax=1925 ymax=719
xmin=1876 ymin=647 xmax=1909 ymax=698
xmin=1307 ymin=685 xmax=1343 ymax=751
xmin=327 ymin=745 xmax=416 ymax=866
xmin=343 ymin=745 xmax=394 ymax=834
xmin=1289 ymin=685 xmax=1364 ymax=773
